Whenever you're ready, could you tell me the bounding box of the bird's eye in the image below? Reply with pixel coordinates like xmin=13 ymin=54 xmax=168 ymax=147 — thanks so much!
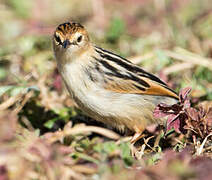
xmin=54 ymin=34 xmax=62 ymax=45
xmin=77 ymin=35 xmax=82 ymax=43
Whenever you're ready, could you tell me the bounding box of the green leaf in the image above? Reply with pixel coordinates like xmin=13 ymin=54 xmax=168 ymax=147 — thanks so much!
xmin=155 ymin=50 xmax=170 ymax=70
xmin=44 ymin=117 xmax=59 ymax=129
xmin=34 ymin=129 xmax=40 ymax=137
xmin=8 ymin=0 xmax=33 ymax=18
xmin=0 ymin=85 xmax=14 ymax=96
xmin=120 ymin=142 xmax=134 ymax=166
xmin=0 ymin=68 xmax=7 ymax=80
xmin=106 ymin=17 xmax=125 ymax=42
xmin=10 ymin=86 xmax=25 ymax=96
xmin=70 ymin=152 xmax=99 ymax=164
xmin=0 ymin=84 xmax=39 ymax=97
xmin=146 ymin=152 xmax=162 ymax=166
xmin=103 ymin=141 xmax=118 ymax=154
xmin=26 ymin=85 xmax=40 ymax=92
xmin=93 ymin=143 xmax=103 ymax=153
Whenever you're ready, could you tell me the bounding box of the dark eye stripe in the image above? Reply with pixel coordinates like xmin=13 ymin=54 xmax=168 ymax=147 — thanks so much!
xmin=77 ymin=35 xmax=82 ymax=43
xmin=54 ymin=34 xmax=62 ymax=45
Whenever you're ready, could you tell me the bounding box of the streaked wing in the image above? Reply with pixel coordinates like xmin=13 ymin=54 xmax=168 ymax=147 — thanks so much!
xmin=92 ymin=47 xmax=179 ymax=99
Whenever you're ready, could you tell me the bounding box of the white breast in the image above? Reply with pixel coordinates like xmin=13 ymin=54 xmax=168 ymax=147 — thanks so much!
xmin=61 ymin=61 xmax=154 ymax=116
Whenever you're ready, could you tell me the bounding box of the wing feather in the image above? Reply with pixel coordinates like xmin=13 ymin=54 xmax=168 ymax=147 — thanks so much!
xmin=94 ymin=47 xmax=179 ymax=100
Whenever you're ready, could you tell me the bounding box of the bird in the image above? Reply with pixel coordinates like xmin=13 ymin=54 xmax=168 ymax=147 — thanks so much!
xmin=52 ymin=21 xmax=179 ymax=143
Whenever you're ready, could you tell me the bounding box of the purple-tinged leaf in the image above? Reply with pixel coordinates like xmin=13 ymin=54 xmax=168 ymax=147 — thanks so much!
xmin=154 ymin=87 xmax=194 ymax=134
xmin=158 ymin=103 xmax=173 ymax=109
xmin=166 ymin=114 xmax=181 ymax=133
xmin=179 ymin=87 xmax=192 ymax=103
xmin=183 ymin=99 xmax=191 ymax=109
xmin=53 ymin=74 xmax=62 ymax=92
xmin=0 ymin=165 xmax=8 ymax=180
xmin=153 ymin=103 xmax=176 ymax=118
xmin=205 ymin=108 xmax=212 ymax=126
xmin=153 ymin=104 xmax=171 ymax=118
xmin=198 ymin=106 xmax=206 ymax=119
xmin=186 ymin=107 xmax=199 ymax=121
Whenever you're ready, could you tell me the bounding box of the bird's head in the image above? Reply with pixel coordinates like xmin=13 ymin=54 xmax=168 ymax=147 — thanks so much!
xmin=53 ymin=22 xmax=90 ymax=62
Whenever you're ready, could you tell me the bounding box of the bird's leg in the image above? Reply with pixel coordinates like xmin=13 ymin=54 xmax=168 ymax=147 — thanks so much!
xmin=130 ymin=132 xmax=145 ymax=144
xmin=130 ymin=131 xmax=146 ymax=159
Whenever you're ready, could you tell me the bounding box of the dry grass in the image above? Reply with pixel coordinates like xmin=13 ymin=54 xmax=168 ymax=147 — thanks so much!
xmin=0 ymin=0 xmax=212 ymax=179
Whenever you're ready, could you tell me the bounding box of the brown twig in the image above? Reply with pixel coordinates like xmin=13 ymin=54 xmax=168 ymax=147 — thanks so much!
xmin=164 ymin=50 xmax=212 ymax=71
xmin=163 ymin=62 xmax=194 ymax=75
xmin=46 ymin=124 xmax=120 ymax=144
xmin=0 ymin=93 xmax=23 ymax=111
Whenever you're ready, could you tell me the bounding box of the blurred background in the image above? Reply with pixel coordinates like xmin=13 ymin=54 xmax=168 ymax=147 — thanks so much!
xmin=1 ymin=0 xmax=212 ymax=98
xmin=0 ymin=1 xmax=212 ymax=179
xmin=0 ymin=0 xmax=212 ymax=129
xmin=0 ymin=0 xmax=212 ymax=99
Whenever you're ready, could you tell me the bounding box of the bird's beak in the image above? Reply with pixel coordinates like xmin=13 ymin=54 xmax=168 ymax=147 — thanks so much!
xmin=62 ymin=39 xmax=71 ymax=48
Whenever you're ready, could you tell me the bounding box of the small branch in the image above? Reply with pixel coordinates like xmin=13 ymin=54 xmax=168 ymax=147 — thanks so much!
xmin=46 ymin=124 xmax=120 ymax=144
xmin=163 ymin=62 xmax=194 ymax=75
xmin=0 ymin=93 xmax=23 ymax=111
xmin=164 ymin=50 xmax=212 ymax=71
